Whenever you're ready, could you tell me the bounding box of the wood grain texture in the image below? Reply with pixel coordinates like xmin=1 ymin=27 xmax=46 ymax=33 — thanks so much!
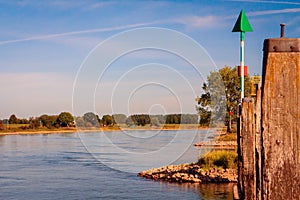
xmin=241 ymin=98 xmax=256 ymax=200
xmin=261 ymin=52 xmax=300 ymax=200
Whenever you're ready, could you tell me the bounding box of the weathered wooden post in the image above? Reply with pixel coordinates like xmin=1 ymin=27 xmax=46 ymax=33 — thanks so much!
xmin=236 ymin=25 xmax=300 ymax=200
xmin=241 ymin=98 xmax=256 ymax=200
xmin=260 ymin=25 xmax=300 ymax=200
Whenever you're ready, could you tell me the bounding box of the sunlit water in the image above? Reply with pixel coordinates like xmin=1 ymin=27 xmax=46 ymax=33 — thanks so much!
xmin=0 ymin=131 xmax=233 ymax=199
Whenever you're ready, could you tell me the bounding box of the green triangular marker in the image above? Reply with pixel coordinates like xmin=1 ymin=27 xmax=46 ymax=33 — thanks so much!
xmin=232 ymin=9 xmax=253 ymax=33
xmin=232 ymin=9 xmax=253 ymax=101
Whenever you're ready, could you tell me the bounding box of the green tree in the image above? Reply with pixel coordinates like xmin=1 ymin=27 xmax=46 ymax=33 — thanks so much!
xmin=112 ymin=114 xmax=127 ymax=125
xmin=197 ymin=83 xmax=212 ymax=126
xmin=197 ymin=66 xmax=251 ymax=129
xmin=0 ymin=120 xmax=5 ymax=130
xmin=102 ymin=115 xmax=113 ymax=126
xmin=74 ymin=116 xmax=85 ymax=127
xmin=150 ymin=117 xmax=160 ymax=127
xmin=125 ymin=116 xmax=135 ymax=127
xmin=151 ymin=115 xmax=165 ymax=124
xmin=181 ymin=114 xmax=198 ymax=124
xmin=18 ymin=118 xmax=29 ymax=124
xmin=83 ymin=112 xmax=99 ymax=127
xmin=8 ymin=114 xmax=18 ymax=124
xmin=39 ymin=114 xmax=58 ymax=128
xmin=165 ymin=114 xmax=181 ymax=124
xmin=29 ymin=117 xmax=40 ymax=129
xmin=57 ymin=112 xmax=74 ymax=127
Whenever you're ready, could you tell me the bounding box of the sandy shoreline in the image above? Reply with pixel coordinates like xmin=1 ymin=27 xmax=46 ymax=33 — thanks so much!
xmin=0 ymin=126 xmax=214 ymax=136
xmin=0 ymin=129 xmax=78 ymax=136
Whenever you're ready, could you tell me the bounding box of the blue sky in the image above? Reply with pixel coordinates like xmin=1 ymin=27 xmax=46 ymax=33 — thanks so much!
xmin=0 ymin=0 xmax=299 ymax=119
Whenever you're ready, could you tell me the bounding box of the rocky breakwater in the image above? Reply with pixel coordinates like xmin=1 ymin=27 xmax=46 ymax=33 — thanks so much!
xmin=138 ymin=163 xmax=237 ymax=183
xmin=194 ymin=141 xmax=237 ymax=149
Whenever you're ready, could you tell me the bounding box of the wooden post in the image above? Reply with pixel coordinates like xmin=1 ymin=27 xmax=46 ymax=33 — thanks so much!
xmin=261 ymin=38 xmax=300 ymax=199
xmin=241 ymin=98 xmax=256 ymax=200
xmin=237 ymin=29 xmax=299 ymax=200
xmin=237 ymin=103 xmax=243 ymax=198
xmin=255 ymin=88 xmax=262 ymax=200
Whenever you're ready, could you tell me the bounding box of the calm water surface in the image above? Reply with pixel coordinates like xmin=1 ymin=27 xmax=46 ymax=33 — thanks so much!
xmin=0 ymin=131 xmax=233 ymax=199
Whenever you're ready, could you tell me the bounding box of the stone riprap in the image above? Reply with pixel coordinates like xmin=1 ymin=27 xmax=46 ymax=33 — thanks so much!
xmin=138 ymin=163 xmax=237 ymax=183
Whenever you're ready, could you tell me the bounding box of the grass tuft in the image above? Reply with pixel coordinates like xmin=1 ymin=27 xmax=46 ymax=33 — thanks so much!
xmin=218 ymin=133 xmax=237 ymax=141
xmin=197 ymin=150 xmax=237 ymax=169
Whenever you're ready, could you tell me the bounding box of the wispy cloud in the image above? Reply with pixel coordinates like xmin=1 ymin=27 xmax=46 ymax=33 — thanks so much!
xmin=174 ymin=15 xmax=221 ymax=28
xmin=0 ymin=14 xmax=222 ymax=46
xmin=0 ymin=21 xmax=163 ymax=45
xmin=173 ymin=7 xmax=300 ymax=29
xmin=0 ymin=0 xmax=114 ymax=10
xmin=248 ymin=8 xmax=300 ymax=16
xmin=217 ymin=7 xmax=300 ymax=21
xmin=82 ymin=2 xmax=115 ymax=11
xmin=1 ymin=5 xmax=298 ymax=46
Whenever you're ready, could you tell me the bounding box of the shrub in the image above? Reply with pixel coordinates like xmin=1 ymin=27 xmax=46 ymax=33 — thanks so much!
xmin=218 ymin=133 xmax=237 ymax=141
xmin=197 ymin=150 xmax=237 ymax=169
xmin=0 ymin=121 xmax=5 ymax=131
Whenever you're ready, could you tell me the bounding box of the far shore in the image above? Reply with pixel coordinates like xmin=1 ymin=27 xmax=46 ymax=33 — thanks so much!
xmin=0 ymin=125 xmax=219 ymax=136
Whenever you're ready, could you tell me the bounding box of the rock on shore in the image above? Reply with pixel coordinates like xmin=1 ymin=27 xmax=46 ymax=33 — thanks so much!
xmin=194 ymin=141 xmax=237 ymax=149
xmin=138 ymin=163 xmax=237 ymax=183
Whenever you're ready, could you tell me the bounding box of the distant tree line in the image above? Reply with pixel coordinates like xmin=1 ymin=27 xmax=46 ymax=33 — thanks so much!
xmin=0 ymin=112 xmax=199 ymax=129
xmin=0 ymin=112 xmax=76 ymax=130
xmin=75 ymin=113 xmax=198 ymax=128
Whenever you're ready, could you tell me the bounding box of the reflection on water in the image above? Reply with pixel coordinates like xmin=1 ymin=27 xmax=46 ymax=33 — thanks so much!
xmin=156 ymin=182 xmax=234 ymax=200
xmin=198 ymin=183 xmax=234 ymax=200
xmin=0 ymin=131 xmax=233 ymax=199
xmin=78 ymin=130 xmax=207 ymax=172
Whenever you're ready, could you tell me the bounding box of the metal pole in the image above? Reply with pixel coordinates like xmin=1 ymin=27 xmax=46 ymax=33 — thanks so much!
xmin=280 ymin=23 xmax=285 ymax=38
xmin=240 ymin=32 xmax=245 ymax=101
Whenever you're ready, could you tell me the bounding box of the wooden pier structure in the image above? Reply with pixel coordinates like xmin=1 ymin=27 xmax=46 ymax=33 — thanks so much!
xmin=236 ymin=29 xmax=300 ymax=199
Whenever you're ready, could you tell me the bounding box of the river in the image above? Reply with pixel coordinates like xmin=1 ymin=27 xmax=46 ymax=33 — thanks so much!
xmin=0 ymin=130 xmax=233 ymax=199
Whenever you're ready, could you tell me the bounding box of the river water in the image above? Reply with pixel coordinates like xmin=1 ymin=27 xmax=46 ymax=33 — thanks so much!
xmin=0 ymin=130 xmax=233 ymax=199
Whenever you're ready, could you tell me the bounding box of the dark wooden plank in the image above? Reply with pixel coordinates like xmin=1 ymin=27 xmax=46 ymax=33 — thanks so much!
xmin=241 ymin=98 xmax=256 ymax=200
xmin=255 ymin=88 xmax=262 ymax=200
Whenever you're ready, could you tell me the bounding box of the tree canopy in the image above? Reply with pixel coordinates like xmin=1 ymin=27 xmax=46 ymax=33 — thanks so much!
xmin=82 ymin=112 xmax=100 ymax=127
xmin=102 ymin=115 xmax=114 ymax=126
xmin=39 ymin=114 xmax=58 ymax=128
xmin=197 ymin=66 xmax=251 ymax=127
xmin=57 ymin=112 xmax=74 ymax=127
xmin=112 ymin=114 xmax=127 ymax=125
xmin=8 ymin=114 xmax=18 ymax=124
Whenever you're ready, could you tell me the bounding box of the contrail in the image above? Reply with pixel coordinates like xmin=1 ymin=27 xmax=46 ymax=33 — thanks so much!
xmin=248 ymin=8 xmax=300 ymax=16
xmin=227 ymin=0 xmax=300 ymax=5
xmin=222 ymin=7 xmax=300 ymax=20
xmin=0 ymin=21 xmax=161 ymax=45
xmin=0 ymin=6 xmax=298 ymax=46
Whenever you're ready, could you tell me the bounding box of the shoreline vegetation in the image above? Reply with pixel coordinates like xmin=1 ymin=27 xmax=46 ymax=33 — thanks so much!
xmin=0 ymin=124 xmax=213 ymax=136
xmin=138 ymin=148 xmax=238 ymax=184
xmin=138 ymin=131 xmax=238 ymax=184
xmin=0 ymin=112 xmax=206 ymax=136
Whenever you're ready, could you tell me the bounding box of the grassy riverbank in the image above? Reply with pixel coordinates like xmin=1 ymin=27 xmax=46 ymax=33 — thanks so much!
xmin=0 ymin=124 xmax=213 ymax=136
xmin=197 ymin=150 xmax=237 ymax=170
